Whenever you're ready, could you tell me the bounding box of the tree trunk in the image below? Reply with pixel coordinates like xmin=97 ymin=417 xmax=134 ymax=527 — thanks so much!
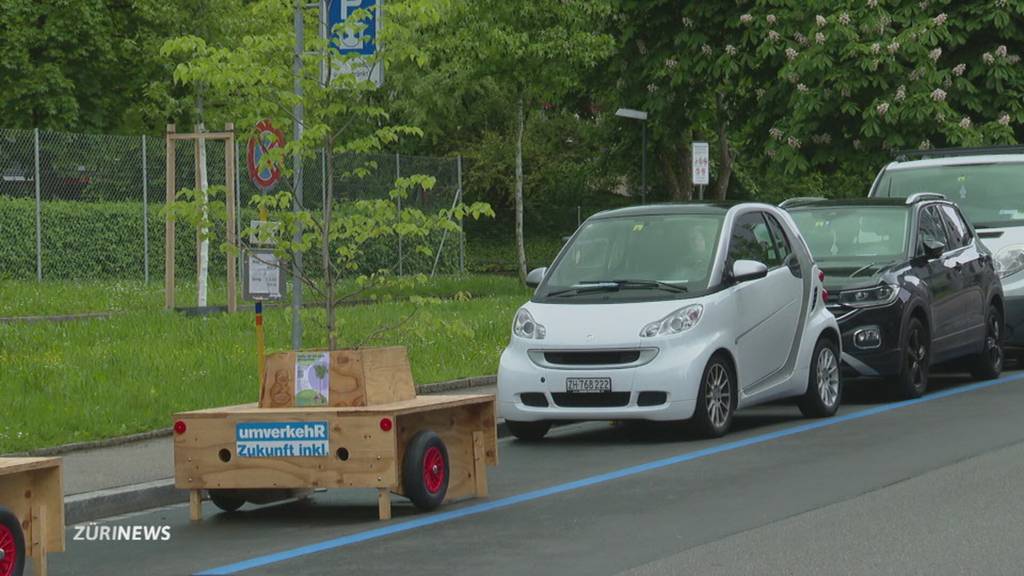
xmin=680 ymin=138 xmax=694 ymax=201
xmin=662 ymin=150 xmax=682 ymax=201
xmin=514 ymin=97 xmax=527 ymax=282
xmin=713 ymin=96 xmax=733 ymax=200
xmin=323 ymin=140 xmax=336 ymax=350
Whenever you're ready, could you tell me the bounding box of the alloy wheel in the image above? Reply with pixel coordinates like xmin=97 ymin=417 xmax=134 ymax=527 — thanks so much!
xmin=705 ymin=363 xmax=731 ymax=428
xmin=816 ymin=346 xmax=840 ymax=407
xmin=907 ymin=328 xmax=927 ymax=390
xmin=986 ymin=313 xmax=1003 ymax=372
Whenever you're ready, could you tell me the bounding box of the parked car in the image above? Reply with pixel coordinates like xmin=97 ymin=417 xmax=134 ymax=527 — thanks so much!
xmin=868 ymin=146 xmax=1024 ymax=354
xmin=784 ymin=195 xmax=1004 ymax=399
xmin=497 ymin=203 xmax=841 ymax=441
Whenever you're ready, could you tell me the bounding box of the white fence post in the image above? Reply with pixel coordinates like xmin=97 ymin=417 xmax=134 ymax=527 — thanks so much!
xmin=34 ymin=127 xmax=41 ymax=281
xmin=396 ymin=152 xmax=403 ymax=276
xmin=458 ymin=155 xmax=464 ymax=273
xmin=142 ymin=134 xmax=150 ymax=283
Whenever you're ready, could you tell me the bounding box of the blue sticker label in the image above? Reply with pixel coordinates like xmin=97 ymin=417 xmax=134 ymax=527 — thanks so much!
xmin=236 ymin=422 xmax=329 ymax=458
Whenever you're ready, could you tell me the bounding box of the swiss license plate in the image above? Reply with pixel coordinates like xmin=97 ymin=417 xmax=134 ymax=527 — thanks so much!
xmin=565 ymin=377 xmax=612 ymax=393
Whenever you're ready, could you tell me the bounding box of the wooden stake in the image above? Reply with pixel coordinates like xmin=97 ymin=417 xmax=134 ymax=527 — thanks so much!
xmin=472 ymin=430 xmax=488 ymax=498
xmin=225 ymin=124 xmax=237 ymax=313
xmin=164 ymin=125 xmax=177 ymax=310
xmin=189 ymin=490 xmax=202 ymax=521
xmin=377 ymin=488 xmax=391 ymax=521
xmin=31 ymin=504 xmax=46 ymax=576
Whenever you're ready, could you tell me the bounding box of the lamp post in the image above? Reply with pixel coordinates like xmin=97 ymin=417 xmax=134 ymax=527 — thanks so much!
xmin=615 ymin=108 xmax=648 ymax=204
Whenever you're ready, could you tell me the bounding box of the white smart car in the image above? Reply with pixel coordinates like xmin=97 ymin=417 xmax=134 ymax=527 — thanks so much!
xmin=498 ymin=203 xmax=842 ymax=440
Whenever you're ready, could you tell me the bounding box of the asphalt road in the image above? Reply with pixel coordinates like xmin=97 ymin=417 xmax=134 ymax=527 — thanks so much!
xmin=53 ymin=369 xmax=1024 ymax=576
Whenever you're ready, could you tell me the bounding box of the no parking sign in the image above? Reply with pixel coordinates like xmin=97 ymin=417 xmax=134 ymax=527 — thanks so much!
xmin=246 ymin=120 xmax=286 ymax=190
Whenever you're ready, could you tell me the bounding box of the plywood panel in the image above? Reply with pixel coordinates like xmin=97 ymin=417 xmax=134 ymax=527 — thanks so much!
xmin=174 ymin=412 xmax=397 ymax=490
xmin=328 ymin=350 xmax=366 ymax=407
xmin=259 ymin=351 xmax=296 ymax=408
xmin=191 ymin=395 xmax=494 ymax=418
xmin=0 ymin=458 xmax=64 ymax=555
xmin=362 ymin=347 xmax=416 ymax=405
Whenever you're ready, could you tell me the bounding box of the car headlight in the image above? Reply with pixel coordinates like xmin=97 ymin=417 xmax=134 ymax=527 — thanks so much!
xmin=994 ymin=245 xmax=1024 ymax=279
xmin=513 ymin=308 xmax=546 ymax=340
xmin=640 ymin=304 xmax=703 ymax=338
xmin=838 ymin=283 xmax=899 ymax=308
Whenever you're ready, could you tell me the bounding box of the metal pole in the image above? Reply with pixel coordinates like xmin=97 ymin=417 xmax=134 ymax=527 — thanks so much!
xmin=457 ymin=155 xmax=464 ymax=273
xmin=235 ymin=139 xmax=242 ymax=289
xmin=641 ymin=121 xmax=647 ymax=205
xmin=396 ymin=152 xmax=402 ymax=276
xmin=34 ymin=128 xmax=41 ymax=281
xmin=142 ymin=135 xmax=150 ymax=283
xmin=291 ymin=0 xmax=305 ymax=351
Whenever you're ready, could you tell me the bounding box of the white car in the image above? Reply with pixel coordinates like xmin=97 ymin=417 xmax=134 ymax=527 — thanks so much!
xmin=497 ymin=203 xmax=842 ymax=440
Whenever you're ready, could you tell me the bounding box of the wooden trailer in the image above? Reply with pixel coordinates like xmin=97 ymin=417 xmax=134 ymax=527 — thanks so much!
xmin=0 ymin=458 xmax=64 ymax=576
xmin=174 ymin=347 xmax=497 ymax=521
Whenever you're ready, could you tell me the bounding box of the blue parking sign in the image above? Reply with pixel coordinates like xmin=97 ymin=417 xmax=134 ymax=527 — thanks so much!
xmin=327 ymin=0 xmax=379 ymax=57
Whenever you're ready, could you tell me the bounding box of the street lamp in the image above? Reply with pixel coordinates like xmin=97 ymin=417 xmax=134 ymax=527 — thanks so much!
xmin=615 ymin=108 xmax=648 ymax=204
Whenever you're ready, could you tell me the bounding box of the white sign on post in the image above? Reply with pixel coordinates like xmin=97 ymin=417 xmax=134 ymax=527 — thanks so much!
xmin=692 ymin=141 xmax=710 ymax=186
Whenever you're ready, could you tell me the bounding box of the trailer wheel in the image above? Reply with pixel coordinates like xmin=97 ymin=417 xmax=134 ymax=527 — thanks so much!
xmin=0 ymin=507 xmax=25 ymax=576
xmin=208 ymin=490 xmax=246 ymax=513
xmin=402 ymin=431 xmax=449 ymax=511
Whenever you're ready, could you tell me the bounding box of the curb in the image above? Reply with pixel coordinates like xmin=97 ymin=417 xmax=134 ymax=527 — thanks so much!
xmin=66 ymin=413 xmax=521 ymax=524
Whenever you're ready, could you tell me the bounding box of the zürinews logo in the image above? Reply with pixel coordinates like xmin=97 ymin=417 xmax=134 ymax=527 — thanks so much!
xmin=236 ymin=421 xmax=330 ymax=458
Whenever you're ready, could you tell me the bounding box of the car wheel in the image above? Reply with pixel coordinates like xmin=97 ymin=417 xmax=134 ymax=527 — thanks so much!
xmin=690 ymin=354 xmax=736 ymax=438
xmin=506 ymin=420 xmax=551 ymax=442
xmin=402 ymin=430 xmax=449 ymax=511
xmin=798 ymin=337 xmax=842 ymax=418
xmin=0 ymin=507 xmax=25 ymax=576
xmin=894 ymin=317 xmax=929 ymax=400
xmin=208 ymin=490 xmax=246 ymax=513
xmin=970 ymin=304 xmax=1004 ymax=380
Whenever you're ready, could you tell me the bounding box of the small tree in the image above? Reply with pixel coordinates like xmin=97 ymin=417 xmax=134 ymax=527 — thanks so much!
xmin=163 ymin=0 xmax=493 ymax=350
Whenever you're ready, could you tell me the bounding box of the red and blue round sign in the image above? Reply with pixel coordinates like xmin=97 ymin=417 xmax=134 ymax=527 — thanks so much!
xmin=246 ymin=120 xmax=285 ymax=190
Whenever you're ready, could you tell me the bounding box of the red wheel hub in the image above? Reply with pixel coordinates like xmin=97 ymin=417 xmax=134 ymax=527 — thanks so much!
xmin=422 ymin=446 xmax=446 ymax=494
xmin=0 ymin=523 xmax=17 ymax=576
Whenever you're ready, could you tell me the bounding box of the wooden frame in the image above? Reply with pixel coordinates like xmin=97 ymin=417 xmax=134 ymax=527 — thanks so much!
xmin=0 ymin=457 xmax=64 ymax=576
xmin=164 ymin=123 xmax=238 ymax=312
xmin=174 ymin=394 xmax=497 ymax=521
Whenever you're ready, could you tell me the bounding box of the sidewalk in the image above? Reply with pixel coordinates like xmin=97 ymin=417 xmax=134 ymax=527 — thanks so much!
xmin=61 ymin=381 xmax=498 ymax=523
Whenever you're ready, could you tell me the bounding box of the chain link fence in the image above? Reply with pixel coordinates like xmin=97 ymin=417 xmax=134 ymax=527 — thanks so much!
xmin=0 ymin=128 xmax=465 ymax=291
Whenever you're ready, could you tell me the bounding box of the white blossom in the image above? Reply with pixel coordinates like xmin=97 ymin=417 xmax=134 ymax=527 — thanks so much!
xmin=838 ymin=12 xmax=851 ymax=26
xmin=816 ymin=32 xmax=826 ymax=45
xmin=797 ymin=83 xmax=809 ymax=92
xmin=740 ymin=14 xmax=753 ymax=24
xmin=647 ymin=83 xmax=658 ymax=93
xmin=953 ymin=63 xmax=967 ymax=76
xmin=933 ymin=13 xmax=947 ymax=25
xmin=919 ymin=139 xmax=931 ymax=150
xmin=841 ymin=87 xmax=851 ymax=97
xmin=755 ymin=88 xmax=766 ymax=100
xmin=853 ymin=139 xmax=862 ymax=150
xmin=931 ymin=88 xmax=947 ymax=102
xmin=786 ymin=47 xmax=799 ymax=61
xmin=895 ymin=85 xmax=906 ymax=101
xmin=787 ymin=136 xmax=802 ymax=149
xmin=769 ymin=127 xmax=784 ymax=140
xmin=999 ymin=113 xmax=1011 ymax=126
xmin=918 ymin=0 xmax=930 ymax=9
xmin=725 ymin=44 xmax=738 ymax=56
xmin=868 ymin=0 xmax=878 ymax=7
xmin=960 ymin=116 xmax=972 ymax=129
xmin=871 ymin=43 xmax=881 ymax=55
xmin=1010 ymin=55 xmax=1021 ymax=64
xmin=888 ymin=41 xmax=901 ymax=54
xmin=929 ymin=47 xmax=942 ymax=62
xmin=816 ymin=15 xmax=827 ymax=27
xmin=996 ymin=45 xmax=1008 ymax=57
xmin=682 ymin=17 xmax=694 ymax=29
xmin=767 ymin=14 xmax=777 ymax=25
xmin=664 ymin=58 xmax=678 ymax=69
xmin=983 ymin=52 xmax=995 ymax=64
xmin=701 ymin=44 xmax=713 ymax=55
xmin=768 ymin=30 xmax=781 ymax=41
xmin=794 ymin=32 xmax=808 ymax=46
xmin=877 ymin=102 xmax=890 ymax=116
xmin=766 ymin=148 xmax=777 ymax=158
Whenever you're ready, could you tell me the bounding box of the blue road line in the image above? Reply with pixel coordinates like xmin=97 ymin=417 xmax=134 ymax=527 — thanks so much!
xmin=195 ymin=372 xmax=1024 ymax=575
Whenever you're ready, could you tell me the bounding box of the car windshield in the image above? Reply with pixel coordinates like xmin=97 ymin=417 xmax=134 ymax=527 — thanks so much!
xmin=875 ymin=163 xmax=1024 ymax=228
xmin=538 ymin=213 xmax=723 ymax=302
xmin=790 ymin=207 xmax=909 ymax=262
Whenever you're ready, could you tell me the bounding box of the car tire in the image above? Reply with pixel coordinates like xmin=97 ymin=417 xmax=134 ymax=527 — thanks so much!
xmin=798 ymin=337 xmax=842 ymax=418
xmin=690 ymin=354 xmax=737 ymax=438
xmin=0 ymin=507 xmax=25 ymax=576
xmin=894 ymin=317 xmax=929 ymax=400
xmin=402 ymin=430 xmax=449 ymax=511
xmin=506 ymin=420 xmax=551 ymax=442
xmin=208 ymin=490 xmax=246 ymax=513
xmin=970 ymin=304 xmax=1004 ymax=380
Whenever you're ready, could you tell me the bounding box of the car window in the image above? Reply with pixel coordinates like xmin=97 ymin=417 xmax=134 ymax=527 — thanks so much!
xmin=764 ymin=213 xmax=794 ymax=264
xmin=917 ymin=206 xmax=947 ymax=255
xmin=728 ymin=212 xmax=781 ymax=267
xmin=938 ymin=204 xmax=970 ymax=249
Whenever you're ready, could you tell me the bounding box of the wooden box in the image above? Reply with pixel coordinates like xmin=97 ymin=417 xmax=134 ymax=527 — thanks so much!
xmin=0 ymin=457 xmax=64 ymax=576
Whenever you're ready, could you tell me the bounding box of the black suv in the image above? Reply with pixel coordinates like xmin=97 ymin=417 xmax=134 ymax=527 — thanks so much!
xmin=784 ymin=195 xmax=1004 ymax=399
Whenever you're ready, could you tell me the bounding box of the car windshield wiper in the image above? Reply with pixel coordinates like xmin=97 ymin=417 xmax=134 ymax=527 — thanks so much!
xmin=848 ymin=260 xmax=895 ymax=278
xmin=546 ymin=279 xmax=687 ymax=298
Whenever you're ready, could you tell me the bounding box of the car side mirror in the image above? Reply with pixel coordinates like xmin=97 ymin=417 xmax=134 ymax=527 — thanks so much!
xmin=731 ymin=259 xmax=769 ymax=283
xmin=923 ymin=239 xmax=945 ymax=259
xmin=525 ymin=267 xmax=547 ymax=288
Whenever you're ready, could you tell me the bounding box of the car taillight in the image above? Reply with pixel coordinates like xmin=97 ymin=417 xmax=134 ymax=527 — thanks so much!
xmin=822 ymin=288 xmax=829 ymax=303
xmin=818 ymin=269 xmax=825 ymax=282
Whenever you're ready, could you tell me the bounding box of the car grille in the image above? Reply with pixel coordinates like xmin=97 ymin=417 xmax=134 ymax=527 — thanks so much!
xmin=543 ymin=350 xmax=642 ymax=366
xmin=551 ymin=392 xmax=630 ymax=408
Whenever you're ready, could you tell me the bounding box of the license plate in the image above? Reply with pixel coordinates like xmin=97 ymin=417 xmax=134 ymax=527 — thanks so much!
xmin=565 ymin=377 xmax=612 ymax=393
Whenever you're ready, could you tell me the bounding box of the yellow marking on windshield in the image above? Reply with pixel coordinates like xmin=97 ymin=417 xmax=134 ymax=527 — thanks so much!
xmin=632 ymin=223 xmax=644 ymax=232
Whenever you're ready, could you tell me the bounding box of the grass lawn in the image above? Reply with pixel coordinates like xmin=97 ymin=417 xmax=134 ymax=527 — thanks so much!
xmin=0 ymin=275 xmax=530 ymax=452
